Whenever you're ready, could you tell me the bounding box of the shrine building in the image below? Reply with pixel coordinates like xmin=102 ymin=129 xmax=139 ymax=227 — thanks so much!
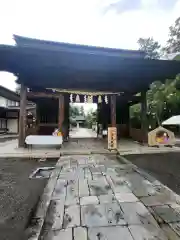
xmin=0 ymin=35 xmax=180 ymax=148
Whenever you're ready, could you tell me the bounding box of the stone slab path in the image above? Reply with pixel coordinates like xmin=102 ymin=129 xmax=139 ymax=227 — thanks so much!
xmin=1 ymin=136 xmax=180 ymax=158
xmin=27 ymin=154 xmax=180 ymax=239
xmin=70 ymin=128 xmax=97 ymax=138
xmin=24 ymin=155 xmax=180 ymax=239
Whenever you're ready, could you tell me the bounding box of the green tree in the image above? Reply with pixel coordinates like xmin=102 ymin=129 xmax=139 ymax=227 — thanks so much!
xmin=69 ymin=105 xmax=80 ymax=118
xmin=137 ymin=37 xmax=161 ymax=59
xmin=130 ymin=37 xmax=161 ymax=127
xmin=131 ymin=37 xmax=180 ymax=129
xmin=80 ymin=106 xmax=85 ymax=116
xmin=147 ymin=75 xmax=180 ymax=126
xmin=130 ymin=103 xmax=141 ymax=128
xmin=147 ymin=81 xmax=167 ymax=126
xmin=85 ymin=109 xmax=97 ymax=128
xmin=165 ymin=17 xmax=180 ymax=53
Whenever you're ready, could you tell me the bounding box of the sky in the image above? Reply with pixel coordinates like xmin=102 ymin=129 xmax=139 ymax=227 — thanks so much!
xmin=0 ymin=0 xmax=180 ymax=97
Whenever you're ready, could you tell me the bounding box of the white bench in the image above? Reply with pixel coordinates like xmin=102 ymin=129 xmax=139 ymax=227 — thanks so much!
xmin=25 ymin=135 xmax=63 ymax=149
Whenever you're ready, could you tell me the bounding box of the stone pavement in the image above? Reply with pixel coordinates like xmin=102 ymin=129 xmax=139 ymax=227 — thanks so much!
xmin=0 ymin=133 xmax=18 ymax=142
xmin=0 ymin=139 xmax=61 ymax=158
xmin=118 ymin=139 xmax=180 ymax=155
xmin=70 ymin=128 xmax=97 ymax=138
xmin=27 ymin=154 xmax=180 ymax=239
xmin=1 ymin=136 xmax=180 ymax=158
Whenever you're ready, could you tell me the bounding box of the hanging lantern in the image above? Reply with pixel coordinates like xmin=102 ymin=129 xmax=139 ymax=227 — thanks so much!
xmin=84 ymin=95 xmax=87 ymax=103
xmin=75 ymin=94 xmax=80 ymax=103
xmin=105 ymin=95 xmax=108 ymax=104
xmin=70 ymin=94 xmax=73 ymax=103
xmin=98 ymin=95 xmax=102 ymax=103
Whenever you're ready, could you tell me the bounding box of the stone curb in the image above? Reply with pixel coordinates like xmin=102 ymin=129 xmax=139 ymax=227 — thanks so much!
xmin=60 ymin=150 xmax=117 ymax=156
xmin=117 ymin=153 xmax=168 ymax=184
xmin=26 ymin=160 xmax=62 ymax=240
xmin=1 ymin=145 xmax=180 ymax=158
xmin=116 ymin=153 xmax=141 ymax=171
xmin=117 ymin=151 xmax=180 ymax=200
xmin=119 ymin=147 xmax=180 ymax=156
xmin=0 ymin=150 xmax=116 ymax=159
xmin=0 ymin=154 xmax=60 ymax=158
xmin=60 ymin=151 xmax=91 ymax=156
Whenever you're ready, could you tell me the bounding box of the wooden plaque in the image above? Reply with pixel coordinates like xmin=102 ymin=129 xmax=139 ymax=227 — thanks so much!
xmin=108 ymin=127 xmax=117 ymax=150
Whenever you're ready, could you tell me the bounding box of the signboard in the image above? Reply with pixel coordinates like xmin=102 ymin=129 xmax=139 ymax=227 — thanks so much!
xmin=148 ymin=126 xmax=175 ymax=147
xmin=108 ymin=127 xmax=117 ymax=150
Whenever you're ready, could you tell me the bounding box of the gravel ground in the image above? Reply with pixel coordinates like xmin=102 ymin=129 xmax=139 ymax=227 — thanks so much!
xmin=126 ymin=152 xmax=180 ymax=195
xmin=0 ymin=157 xmax=57 ymax=240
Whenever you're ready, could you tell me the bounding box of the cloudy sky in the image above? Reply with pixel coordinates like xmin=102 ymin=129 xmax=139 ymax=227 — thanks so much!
xmin=0 ymin=0 xmax=180 ymax=91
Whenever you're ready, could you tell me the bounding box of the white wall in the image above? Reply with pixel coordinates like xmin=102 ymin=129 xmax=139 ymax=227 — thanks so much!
xmin=0 ymin=96 xmax=19 ymax=108
xmin=0 ymin=96 xmax=7 ymax=107
xmin=7 ymin=119 xmax=18 ymax=133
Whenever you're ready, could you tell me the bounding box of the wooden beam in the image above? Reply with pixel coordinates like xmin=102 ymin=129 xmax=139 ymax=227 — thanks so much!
xmin=27 ymin=91 xmax=60 ymax=99
xmin=58 ymin=94 xmax=64 ymax=129
xmin=18 ymin=84 xmax=27 ymax=147
xmin=111 ymin=95 xmax=116 ymax=127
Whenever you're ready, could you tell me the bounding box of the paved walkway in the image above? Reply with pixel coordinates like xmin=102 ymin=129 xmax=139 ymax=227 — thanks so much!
xmin=0 ymin=134 xmax=18 ymax=142
xmin=1 ymin=136 xmax=180 ymax=158
xmin=27 ymin=154 xmax=180 ymax=239
xmin=70 ymin=128 xmax=97 ymax=138
xmin=0 ymin=139 xmax=61 ymax=158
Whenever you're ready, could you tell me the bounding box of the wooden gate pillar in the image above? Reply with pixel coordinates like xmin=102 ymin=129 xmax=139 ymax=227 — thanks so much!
xmin=141 ymin=91 xmax=148 ymax=143
xmin=64 ymin=94 xmax=69 ymax=140
xmin=109 ymin=95 xmax=117 ymax=150
xmin=18 ymin=84 xmax=27 ymax=147
xmin=58 ymin=94 xmax=64 ymax=129
xmin=97 ymin=103 xmax=101 ymax=127
xmin=111 ymin=95 xmax=116 ymax=127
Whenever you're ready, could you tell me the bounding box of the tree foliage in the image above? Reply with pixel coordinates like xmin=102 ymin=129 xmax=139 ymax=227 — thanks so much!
xmin=79 ymin=106 xmax=85 ymax=116
xmin=165 ymin=17 xmax=180 ymax=53
xmin=130 ymin=103 xmax=141 ymax=128
xmin=130 ymin=31 xmax=180 ymax=129
xmin=150 ymin=76 xmax=179 ymax=126
xmin=69 ymin=105 xmax=80 ymax=118
xmin=130 ymin=75 xmax=180 ymax=129
xmin=147 ymin=76 xmax=180 ymax=125
xmin=137 ymin=37 xmax=161 ymax=59
xmin=85 ymin=109 xmax=97 ymax=128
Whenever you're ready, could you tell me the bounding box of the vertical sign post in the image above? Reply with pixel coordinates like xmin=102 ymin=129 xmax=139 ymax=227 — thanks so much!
xmin=108 ymin=127 xmax=117 ymax=150
xmin=108 ymin=95 xmax=117 ymax=150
